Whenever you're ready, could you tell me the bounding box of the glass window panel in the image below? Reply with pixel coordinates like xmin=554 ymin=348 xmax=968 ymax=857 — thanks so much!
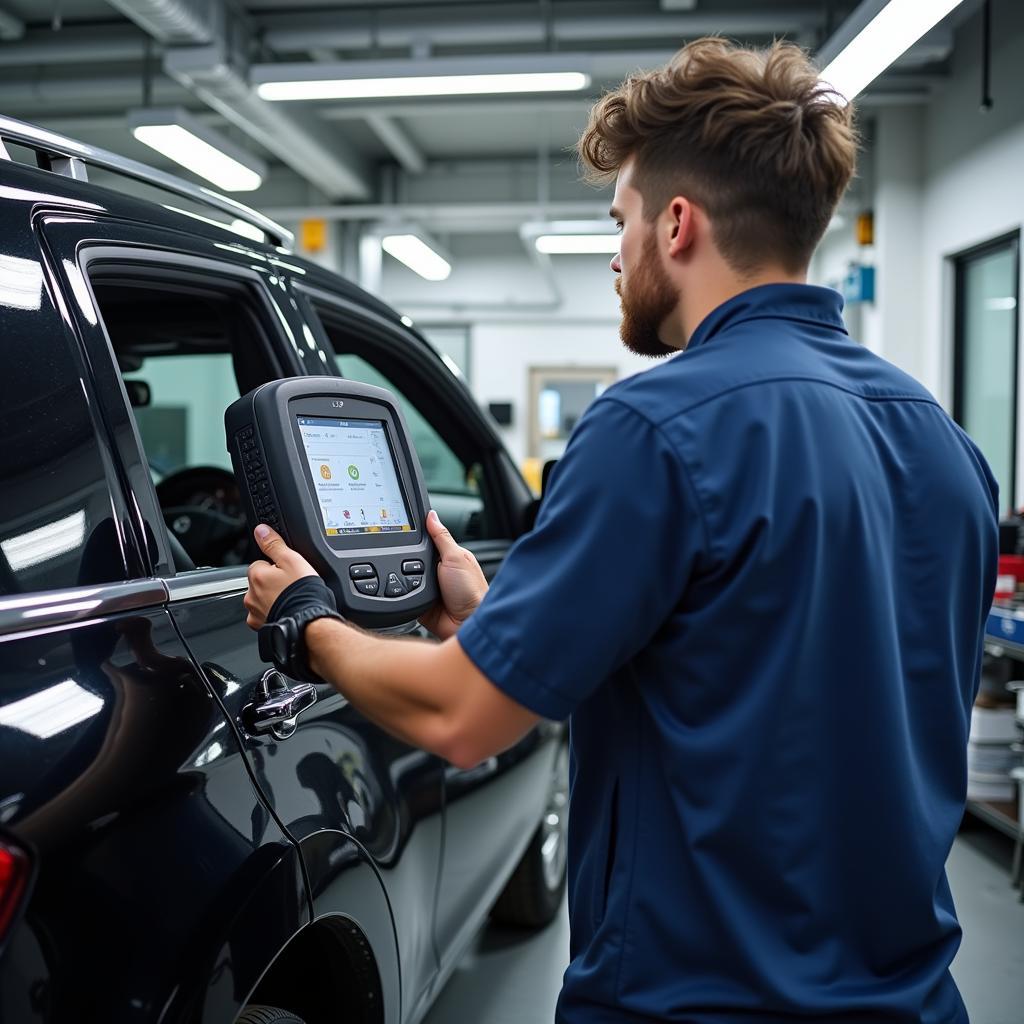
xmin=123 ymin=353 xmax=238 ymax=480
xmin=959 ymin=244 xmax=1018 ymax=511
xmin=0 ymin=329 xmax=123 ymax=594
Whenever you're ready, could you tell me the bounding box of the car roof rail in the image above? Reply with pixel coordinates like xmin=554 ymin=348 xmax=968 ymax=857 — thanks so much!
xmin=0 ymin=113 xmax=293 ymax=249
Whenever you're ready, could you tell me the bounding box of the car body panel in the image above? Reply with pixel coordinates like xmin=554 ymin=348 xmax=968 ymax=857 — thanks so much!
xmin=0 ymin=604 xmax=307 ymax=1024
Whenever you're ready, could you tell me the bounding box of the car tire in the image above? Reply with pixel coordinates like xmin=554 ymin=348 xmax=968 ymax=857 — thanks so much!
xmin=490 ymin=737 xmax=569 ymax=928
xmin=236 ymin=1006 xmax=308 ymax=1024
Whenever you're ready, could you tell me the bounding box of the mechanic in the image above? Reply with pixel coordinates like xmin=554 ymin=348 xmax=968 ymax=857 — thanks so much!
xmin=245 ymin=38 xmax=998 ymax=1024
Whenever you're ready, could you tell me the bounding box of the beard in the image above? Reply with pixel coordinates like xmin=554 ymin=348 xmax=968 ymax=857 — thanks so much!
xmin=615 ymin=231 xmax=680 ymax=357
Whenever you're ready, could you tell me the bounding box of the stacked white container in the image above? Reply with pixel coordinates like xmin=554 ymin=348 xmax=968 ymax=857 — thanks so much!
xmin=967 ymin=703 xmax=1019 ymax=802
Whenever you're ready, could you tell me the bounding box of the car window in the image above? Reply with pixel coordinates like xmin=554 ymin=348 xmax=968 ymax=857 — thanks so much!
xmin=88 ymin=272 xmax=282 ymax=570
xmin=0 ymin=322 xmax=125 ymax=594
xmin=335 ymin=353 xmax=477 ymax=498
xmin=122 ymin=353 xmax=237 ymax=480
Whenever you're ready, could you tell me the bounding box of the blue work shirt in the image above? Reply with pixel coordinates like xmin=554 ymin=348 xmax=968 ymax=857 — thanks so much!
xmin=457 ymin=284 xmax=998 ymax=1024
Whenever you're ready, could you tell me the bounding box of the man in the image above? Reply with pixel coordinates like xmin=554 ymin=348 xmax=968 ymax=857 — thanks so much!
xmin=246 ymin=39 xmax=998 ymax=1024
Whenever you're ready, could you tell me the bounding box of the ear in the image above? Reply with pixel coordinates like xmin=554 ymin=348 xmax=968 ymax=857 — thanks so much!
xmin=665 ymin=196 xmax=695 ymax=258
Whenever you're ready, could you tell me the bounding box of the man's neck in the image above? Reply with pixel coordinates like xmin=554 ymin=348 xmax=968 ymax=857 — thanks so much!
xmin=675 ymin=268 xmax=807 ymax=350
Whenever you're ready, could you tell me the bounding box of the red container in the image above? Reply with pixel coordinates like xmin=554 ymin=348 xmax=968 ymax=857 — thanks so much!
xmin=995 ymin=554 xmax=1024 ymax=599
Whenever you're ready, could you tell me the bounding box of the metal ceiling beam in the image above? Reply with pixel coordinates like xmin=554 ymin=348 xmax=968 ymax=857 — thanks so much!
xmin=0 ymin=6 xmax=24 ymax=40
xmin=365 ymin=115 xmax=426 ymax=175
xmin=0 ymin=25 xmax=145 ymax=66
xmin=262 ymin=201 xmax=610 ymax=232
xmin=318 ymin=96 xmax=591 ymax=120
xmin=261 ymin=8 xmax=826 ymax=54
xmin=105 ymin=0 xmax=372 ymax=200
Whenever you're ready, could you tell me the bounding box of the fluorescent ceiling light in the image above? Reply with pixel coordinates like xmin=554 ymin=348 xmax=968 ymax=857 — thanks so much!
xmin=819 ymin=0 xmax=967 ymax=103
xmin=382 ymin=233 xmax=452 ymax=281
xmin=127 ymin=107 xmax=266 ymax=192
xmin=522 ymin=220 xmax=620 ymax=255
xmin=535 ymin=234 xmax=620 ymax=254
xmin=258 ymin=71 xmax=589 ymax=102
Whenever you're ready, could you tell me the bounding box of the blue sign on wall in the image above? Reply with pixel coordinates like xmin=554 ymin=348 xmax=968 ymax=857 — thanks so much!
xmin=842 ymin=264 xmax=876 ymax=304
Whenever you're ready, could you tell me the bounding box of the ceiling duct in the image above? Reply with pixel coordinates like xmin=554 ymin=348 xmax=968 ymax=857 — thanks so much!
xmin=105 ymin=0 xmax=216 ymax=44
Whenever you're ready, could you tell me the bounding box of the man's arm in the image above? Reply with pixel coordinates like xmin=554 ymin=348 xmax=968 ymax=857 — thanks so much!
xmin=304 ymin=621 xmax=539 ymax=768
xmin=245 ymin=514 xmax=540 ymax=768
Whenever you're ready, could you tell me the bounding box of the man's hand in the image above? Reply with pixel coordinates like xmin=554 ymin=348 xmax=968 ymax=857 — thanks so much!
xmin=245 ymin=524 xmax=318 ymax=629
xmin=419 ymin=510 xmax=489 ymax=640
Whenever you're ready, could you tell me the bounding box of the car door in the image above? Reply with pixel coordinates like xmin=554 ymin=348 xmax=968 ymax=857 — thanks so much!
xmin=42 ymin=215 xmax=423 ymax=1023
xmin=0 ymin=210 xmax=306 ymax=1024
xmin=295 ymin=283 xmax=558 ymax=974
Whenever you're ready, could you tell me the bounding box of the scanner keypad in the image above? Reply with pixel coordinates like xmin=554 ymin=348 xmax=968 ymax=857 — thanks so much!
xmin=237 ymin=426 xmax=280 ymax=530
xmin=348 ymin=560 xmax=427 ymax=600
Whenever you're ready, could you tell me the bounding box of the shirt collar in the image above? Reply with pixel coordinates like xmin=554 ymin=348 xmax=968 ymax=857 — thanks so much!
xmin=684 ymin=283 xmax=847 ymax=352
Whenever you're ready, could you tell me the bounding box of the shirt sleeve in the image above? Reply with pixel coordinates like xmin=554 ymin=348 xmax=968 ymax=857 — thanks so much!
xmin=457 ymin=396 xmax=706 ymax=720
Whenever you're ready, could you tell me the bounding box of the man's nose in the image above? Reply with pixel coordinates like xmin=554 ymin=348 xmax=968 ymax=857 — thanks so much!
xmin=610 ymin=251 xmax=621 ymax=273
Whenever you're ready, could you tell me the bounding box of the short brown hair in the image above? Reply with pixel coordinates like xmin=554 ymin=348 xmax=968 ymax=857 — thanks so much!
xmin=578 ymin=38 xmax=857 ymax=273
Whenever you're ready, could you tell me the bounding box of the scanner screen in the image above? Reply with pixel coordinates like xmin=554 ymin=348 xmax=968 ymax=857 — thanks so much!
xmin=297 ymin=416 xmax=413 ymax=535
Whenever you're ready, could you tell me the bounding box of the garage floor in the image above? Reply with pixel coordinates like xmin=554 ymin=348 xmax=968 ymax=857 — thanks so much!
xmin=423 ymin=827 xmax=1024 ymax=1024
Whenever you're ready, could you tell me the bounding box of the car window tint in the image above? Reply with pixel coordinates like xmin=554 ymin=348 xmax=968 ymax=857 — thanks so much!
xmin=0 ymin=331 xmax=124 ymax=594
xmin=336 ymin=353 xmax=477 ymax=498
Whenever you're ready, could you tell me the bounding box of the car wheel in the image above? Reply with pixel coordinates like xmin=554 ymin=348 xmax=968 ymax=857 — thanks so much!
xmin=490 ymin=737 xmax=569 ymax=927
xmin=236 ymin=1006 xmax=308 ymax=1024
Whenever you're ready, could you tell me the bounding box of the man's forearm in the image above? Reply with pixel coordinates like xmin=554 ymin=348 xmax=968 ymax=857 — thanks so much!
xmin=306 ymin=619 xmax=458 ymax=753
xmin=304 ymin=617 xmax=541 ymax=769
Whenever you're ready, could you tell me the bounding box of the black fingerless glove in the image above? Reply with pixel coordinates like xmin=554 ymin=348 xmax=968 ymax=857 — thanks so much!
xmin=268 ymin=575 xmax=338 ymax=624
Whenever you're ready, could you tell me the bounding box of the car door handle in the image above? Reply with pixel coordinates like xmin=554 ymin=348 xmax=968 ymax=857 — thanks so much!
xmin=242 ymin=670 xmax=317 ymax=740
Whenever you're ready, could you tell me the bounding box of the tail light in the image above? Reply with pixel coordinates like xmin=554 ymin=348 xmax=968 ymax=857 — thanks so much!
xmin=0 ymin=835 xmax=33 ymax=941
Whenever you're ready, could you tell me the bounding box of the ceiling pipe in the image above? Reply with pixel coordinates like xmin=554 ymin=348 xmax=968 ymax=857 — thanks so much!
xmin=103 ymin=0 xmax=372 ymax=200
xmin=106 ymin=0 xmax=216 ymax=43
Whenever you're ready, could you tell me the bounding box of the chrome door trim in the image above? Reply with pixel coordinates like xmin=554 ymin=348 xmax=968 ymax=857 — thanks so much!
xmin=165 ymin=566 xmax=249 ymax=603
xmin=0 ymin=578 xmax=168 ymax=639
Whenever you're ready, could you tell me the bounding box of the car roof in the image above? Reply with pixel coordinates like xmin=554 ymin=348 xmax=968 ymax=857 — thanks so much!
xmin=0 ymin=154 xmax=402 ymax=328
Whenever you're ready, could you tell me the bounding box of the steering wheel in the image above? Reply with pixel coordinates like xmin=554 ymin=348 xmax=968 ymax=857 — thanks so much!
xmin=156 ymin=466 xmax=248 ymax=567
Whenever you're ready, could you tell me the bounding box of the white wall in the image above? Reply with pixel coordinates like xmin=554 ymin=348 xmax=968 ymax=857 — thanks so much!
xmin=471 ymin=321 xmax=653 ymax=466
xmin=379 ymin=235 xmax=653 ymax=468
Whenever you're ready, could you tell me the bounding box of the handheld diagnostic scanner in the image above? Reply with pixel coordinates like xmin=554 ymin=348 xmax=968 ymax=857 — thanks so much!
xmin=225 ymin=377 xmax=438 ymax=628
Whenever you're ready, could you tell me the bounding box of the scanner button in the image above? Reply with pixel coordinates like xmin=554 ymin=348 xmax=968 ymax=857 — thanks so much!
xmin=385 ymin=573 xmax=407 ymax=597
xmin=350 ymin=564 xmax=376 ymax=580
xmin=355 ymin=578 xmax=379 ymax=596
xmin=404 ymin=575 xmax=423 ymax=591
xmin=401 ymin=559 xmax=425 ymax=575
